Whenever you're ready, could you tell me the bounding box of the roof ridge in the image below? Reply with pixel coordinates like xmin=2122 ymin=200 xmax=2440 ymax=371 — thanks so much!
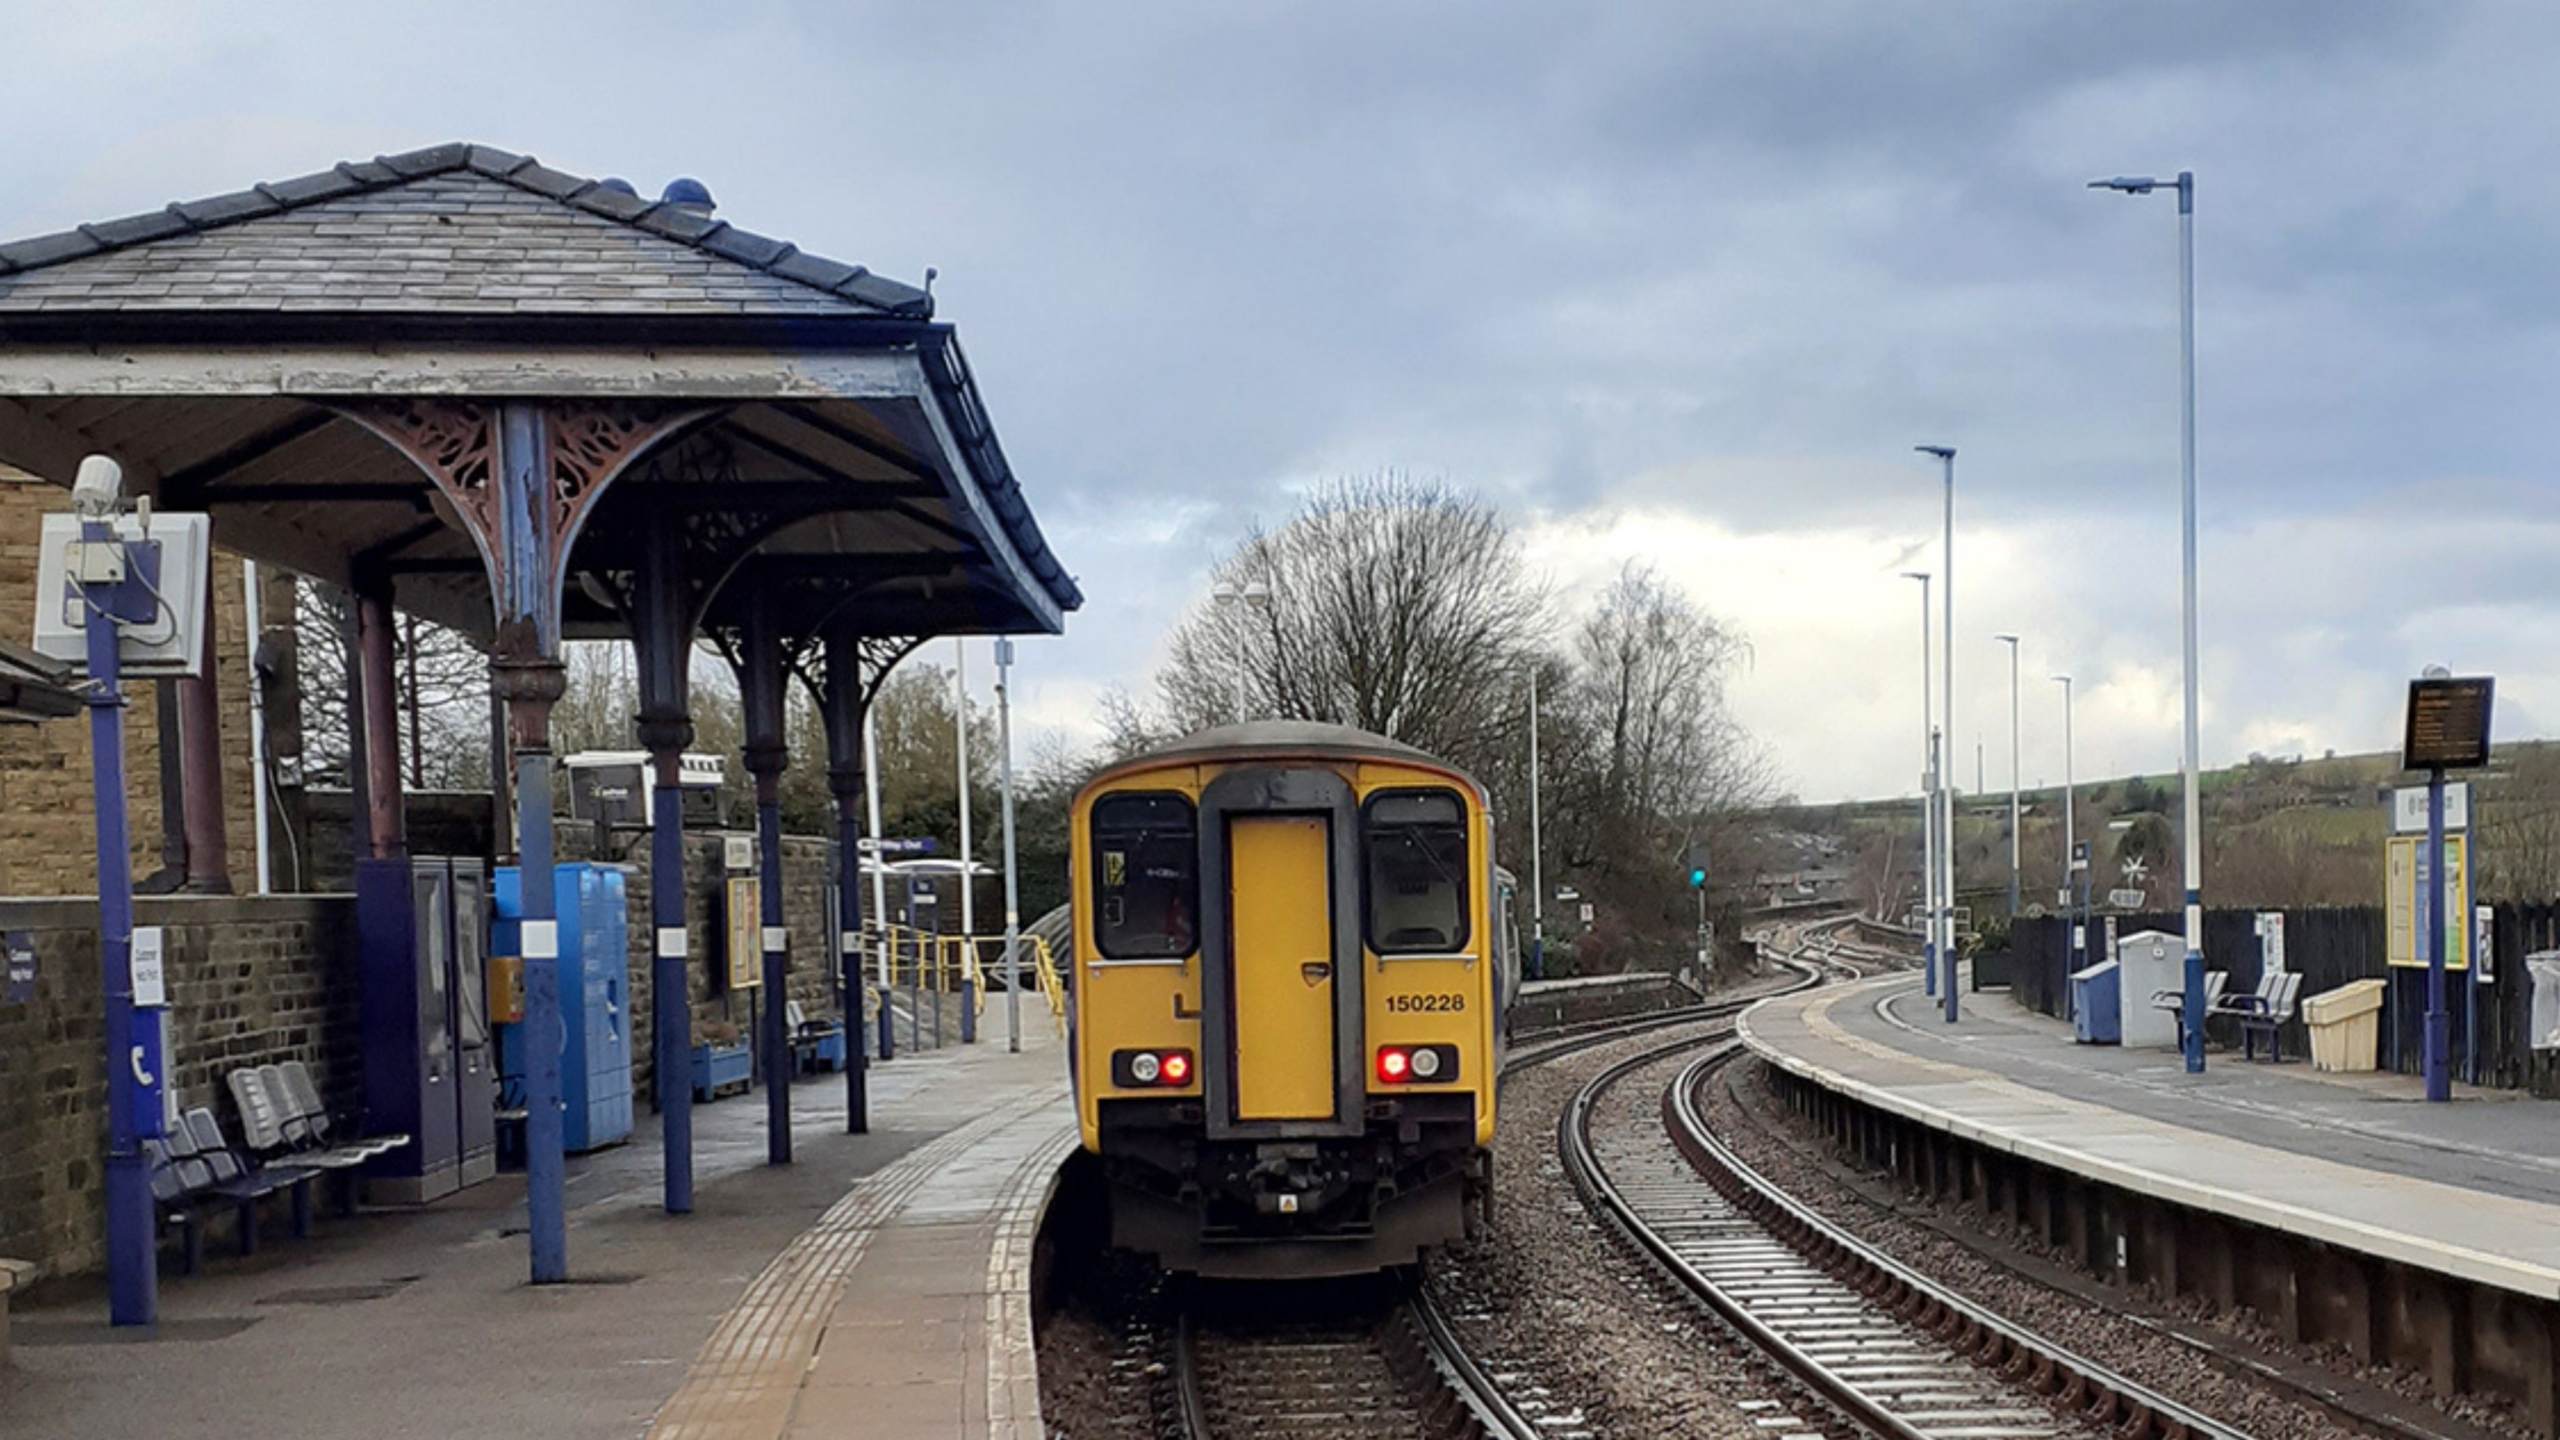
xmin=0 ymin=141 xmax=932 ymax=318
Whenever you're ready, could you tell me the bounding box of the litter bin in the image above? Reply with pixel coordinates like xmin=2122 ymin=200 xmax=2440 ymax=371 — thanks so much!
xmin=2302 ymin=978 xmax=2385 ymax=1073
xmin=2072 ymin=960 xmax=2121 ymax=1044
xmin=2528 ymin=951 xmax=2560 ymax=1052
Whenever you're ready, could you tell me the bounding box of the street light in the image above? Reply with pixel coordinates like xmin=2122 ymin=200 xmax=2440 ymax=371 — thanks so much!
xmin=2054 ymin=673 xmax=2080 ymax=982
xmin=1526 ymin=667 xmax=1545 ymax=981
xmin=1994 ymin=635 xmax=2021 ymax=925
xmin=2091 ymin=169 xmax=2205 ymax=1074
xmin=1900 ymin=572 xmax=1936 ymax=993
xmin=1917 ymin=445 xmax=1958 ymax=1022
xmin=1210 ymin=579 xmax=1272 ymax=724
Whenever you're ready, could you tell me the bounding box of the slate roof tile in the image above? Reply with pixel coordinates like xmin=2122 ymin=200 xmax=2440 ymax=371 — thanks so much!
xmin=0 ymin=141 xmax=932 ymax=318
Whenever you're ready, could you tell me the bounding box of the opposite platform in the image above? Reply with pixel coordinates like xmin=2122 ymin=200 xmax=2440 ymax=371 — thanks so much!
xmin=1742 ymin=971 xmax=2560 ymax=1301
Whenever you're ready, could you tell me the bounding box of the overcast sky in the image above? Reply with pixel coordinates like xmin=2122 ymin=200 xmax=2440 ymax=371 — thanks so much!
xmin=5 ymin=2 xmax=2556 ymax=802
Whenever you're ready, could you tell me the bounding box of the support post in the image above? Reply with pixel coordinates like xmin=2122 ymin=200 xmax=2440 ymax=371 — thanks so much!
xmin=496 ymin=401 xmax=567 ymax=1284
xmin=997 ymin=637 xmax=1023 ymax=1052
xmin=74 ymin=463 xmax=158 ymax=1326
xmin=739 ymin=585 xmax=792 ymax=1165
xmin=175 ymin=584 xmax=231 ymax=892
xmin=632 ymin=514 xmax=695 ymax=1212
xmin=822 ymin=625 xmax=871 ymax=1133
xmin=2426 ymin=765 xmax=2451 ymax=1102
xmin=355 ymin=581 xmax=406 ymax=861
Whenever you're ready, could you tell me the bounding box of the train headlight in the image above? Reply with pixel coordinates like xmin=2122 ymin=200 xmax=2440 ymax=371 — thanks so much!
xmin=1130 ymin=1052 xmax=1161 ymax=1084
xmin=1409 ymin=1046 xmax=1442 ymax=1080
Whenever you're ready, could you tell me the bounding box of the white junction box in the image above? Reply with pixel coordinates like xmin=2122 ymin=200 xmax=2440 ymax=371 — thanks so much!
xmin=31 ymin=512 xmax=212 ymax=677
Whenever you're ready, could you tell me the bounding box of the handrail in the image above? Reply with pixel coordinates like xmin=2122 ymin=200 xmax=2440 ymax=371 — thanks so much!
xmin=855 ymin=923 xmax=1069 ymax=1034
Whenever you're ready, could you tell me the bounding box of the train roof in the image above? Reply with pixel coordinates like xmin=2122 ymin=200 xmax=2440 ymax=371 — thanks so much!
xmin=1084 ymin=720 xmax=1484 ymax=797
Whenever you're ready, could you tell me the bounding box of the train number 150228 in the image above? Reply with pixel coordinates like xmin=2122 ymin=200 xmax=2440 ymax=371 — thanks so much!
xmin=1384 ymin=993 xmax=1465 ymax=1014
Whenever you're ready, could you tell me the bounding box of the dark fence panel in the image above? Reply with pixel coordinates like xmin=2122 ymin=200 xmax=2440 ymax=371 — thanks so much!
xmin=2002 ymin=902 xmax=2560 ymax=1090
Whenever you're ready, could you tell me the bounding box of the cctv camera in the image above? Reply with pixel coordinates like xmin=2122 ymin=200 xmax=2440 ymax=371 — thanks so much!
xmin=71 ymin=454 xmax=123 ymax=519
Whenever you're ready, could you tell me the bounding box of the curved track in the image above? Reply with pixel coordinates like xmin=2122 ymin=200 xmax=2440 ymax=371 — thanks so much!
xmin=1562 ymin=1027 xmax=2256 ymax=1440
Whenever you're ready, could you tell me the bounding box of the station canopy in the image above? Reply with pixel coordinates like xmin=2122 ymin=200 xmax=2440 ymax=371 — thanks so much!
xmin=0 ymin=142 xmax=1081 ymax=643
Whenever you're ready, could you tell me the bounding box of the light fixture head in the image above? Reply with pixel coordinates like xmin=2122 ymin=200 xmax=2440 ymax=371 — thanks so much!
xmin=2090 ymin=176 xmax=2159 ymax=194
xmin=1993 ymin=633 xmax=2019 ymax=644
xmin=1915 ymin=445 xmax=1955 ymax=460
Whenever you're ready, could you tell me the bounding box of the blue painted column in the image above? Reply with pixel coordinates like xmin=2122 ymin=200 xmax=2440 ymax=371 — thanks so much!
xmin=2424 ymin=768 xmax=2450 ymax=1102
xmin=632 ymin=515 xmax=695 ymax=1213
xmin=739 ymin=585 xmax=791 ymax=1165
xmin=823 ymin=627 xmax=871 ymax=1134
xmin=495 ymin=403 xmax=568 ymax=1283
xmin=74 ymin=461 xmax=159 ymax=1326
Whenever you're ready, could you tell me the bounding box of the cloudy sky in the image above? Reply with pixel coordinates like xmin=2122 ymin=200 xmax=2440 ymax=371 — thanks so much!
xmin=5 ymin=2 xmax=2556 ymax=801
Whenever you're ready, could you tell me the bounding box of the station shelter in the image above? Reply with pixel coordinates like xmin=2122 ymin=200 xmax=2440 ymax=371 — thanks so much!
xmin=0 ymin=142 xmax=1080 ymax=1311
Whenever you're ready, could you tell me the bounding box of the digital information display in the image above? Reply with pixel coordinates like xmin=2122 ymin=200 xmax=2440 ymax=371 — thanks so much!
xmin=2404 ymin=676 xmax=2494 ymax=770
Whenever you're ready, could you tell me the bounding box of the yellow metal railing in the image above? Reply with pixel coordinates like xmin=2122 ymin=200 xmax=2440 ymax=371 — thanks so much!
xmin=862 ymin=924 xmax=1069 ymax=1036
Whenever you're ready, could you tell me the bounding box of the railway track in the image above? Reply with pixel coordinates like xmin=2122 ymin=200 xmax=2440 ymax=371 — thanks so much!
xmin=1165 ymin=945 xmax=1843 ymax=1440
xmin=1561 ymin=1032 xmax=2254 ymax=1440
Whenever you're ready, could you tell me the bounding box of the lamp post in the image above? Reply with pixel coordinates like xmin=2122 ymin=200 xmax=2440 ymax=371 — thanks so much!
xmin=2055 ymin=674 xmax=2079 ymax=980
xmin=1526 ymin=666 xmax=1545 ymax=981
xmin=1917 ymin=446 xmax=1958 ymax=1021
xmin=996 ymin=637 xmax=1022 ymax=1053
xmin=1900 ymin=571 xmax=1935 ymax=990
xmin=1995 ymin=634 xmax=2021 ymax=924
xmin=1211 ymin=579 xmax=1272 ymax=723
xmin=954 ymin=639 xmax=974 ymax=942
xmin=2091 ymin=169 xmax=2204 ymax=1073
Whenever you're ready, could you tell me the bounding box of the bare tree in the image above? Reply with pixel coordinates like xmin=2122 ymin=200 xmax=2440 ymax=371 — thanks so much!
xmin=293 ymin=581 xmax=491 ymax=790
xmin=1156 ymin=473 xmax=1550 ymax=769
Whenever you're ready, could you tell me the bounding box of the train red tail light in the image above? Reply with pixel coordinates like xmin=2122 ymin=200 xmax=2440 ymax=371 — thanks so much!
xmin=1111 ymin=1048 xmax=1194 ymax=1089
xmin=1374 ymin=1044 xmax=1459 ymax=1085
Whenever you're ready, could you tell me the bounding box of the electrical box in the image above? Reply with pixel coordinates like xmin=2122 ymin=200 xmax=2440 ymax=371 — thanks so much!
xmin=31 ymin=512 xmax=213 ymax=677
xmin=486 ymin=953 xmax=525 ymax=1025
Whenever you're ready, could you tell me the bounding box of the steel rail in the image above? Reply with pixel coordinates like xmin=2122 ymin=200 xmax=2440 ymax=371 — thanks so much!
xmin=1665 ymin=1047 xmax=2248 ymax=1439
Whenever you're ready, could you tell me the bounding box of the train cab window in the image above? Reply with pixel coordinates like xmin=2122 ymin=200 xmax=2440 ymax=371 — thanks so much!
xmin=1364 ymin=790 xmax=1470 ymax=954
xmin=1091 ymin=793 xmax=1199 ymax=959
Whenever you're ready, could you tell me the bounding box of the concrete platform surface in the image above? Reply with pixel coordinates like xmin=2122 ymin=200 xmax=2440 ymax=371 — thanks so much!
xmin=0 ymin=1010 xmax=1073 ymax=1440
xmin=1743 ymin=972 xmax=2560 ymax=1300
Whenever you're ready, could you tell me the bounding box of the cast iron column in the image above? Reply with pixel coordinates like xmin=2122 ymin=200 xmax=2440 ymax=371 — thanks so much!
xmin=496 ymin=402 xmax=567 ymax=1283
xmin=632 ymin=513 xmax=695 ymax=1213
xmin=354 ymin=580 xmax=406 ymax=860
xmin=824 ymin=624 xmax=870 ymax=1134
xmin=740 ymin=584 xmax=792 ymax=1165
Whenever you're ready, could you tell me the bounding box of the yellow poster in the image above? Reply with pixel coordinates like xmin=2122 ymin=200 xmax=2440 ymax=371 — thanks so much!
xmin=2385 ymin=834 xmax=2468 ymax=969
xmin=726 ymin=877 xmax=763 ymax=989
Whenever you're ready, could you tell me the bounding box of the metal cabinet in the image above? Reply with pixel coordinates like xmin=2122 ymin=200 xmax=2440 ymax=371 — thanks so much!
xmin=494 ymin=863 xmax=634 ymax=1154
xmin=357 ymin=856 xmax=493 ymax=1203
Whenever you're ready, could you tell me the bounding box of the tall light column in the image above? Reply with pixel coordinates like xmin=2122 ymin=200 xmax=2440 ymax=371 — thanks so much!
xmin=2093 ymin=170 xmax=2204 ymax=1072
xmin=955 ymin=639 xmax=975 ymax=939
xmin=2055 ymin=674 xmax=2078 ymax=981
xmin=996 ymin=638 xmax=1023 ymax=1052
xmin=1918 ymin=446 xmax=1958 ymax=1021
xmin=1211 ymin=579 xmax=1272 ymax=723
xmin=1900 ymin=572 xmax=1934 ymax=983
xmin=1526 ymin=667 xmax=1545 ymax=981
xmin=1995 ymin=634 xmax=2021 ymax=924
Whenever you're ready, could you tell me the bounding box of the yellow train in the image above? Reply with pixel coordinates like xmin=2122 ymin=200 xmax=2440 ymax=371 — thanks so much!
xmin=1069 ymin=720 xmax=1515 ymax=1278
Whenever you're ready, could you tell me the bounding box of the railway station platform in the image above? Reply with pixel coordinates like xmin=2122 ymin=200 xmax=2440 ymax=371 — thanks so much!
xmin=1742 ymin=972 xmax=2560 ymax=1429
xmin=0 ymin=1019 xmax=1073 ymax=1440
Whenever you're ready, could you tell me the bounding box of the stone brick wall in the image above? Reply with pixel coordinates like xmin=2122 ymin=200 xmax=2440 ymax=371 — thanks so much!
xmin=0 ymin=893 xmax=357 ymax=1279
xmin=0 ymin=466 xmax=269 ymax=898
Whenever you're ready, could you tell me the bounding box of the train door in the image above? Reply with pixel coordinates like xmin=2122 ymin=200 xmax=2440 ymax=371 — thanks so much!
xmin=1227 ymin=814 xmax=1336 ymax=1120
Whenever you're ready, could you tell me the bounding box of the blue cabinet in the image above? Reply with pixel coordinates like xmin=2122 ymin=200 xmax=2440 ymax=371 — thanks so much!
xmin=494 ymin=864 xmax=634 ymax=1153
